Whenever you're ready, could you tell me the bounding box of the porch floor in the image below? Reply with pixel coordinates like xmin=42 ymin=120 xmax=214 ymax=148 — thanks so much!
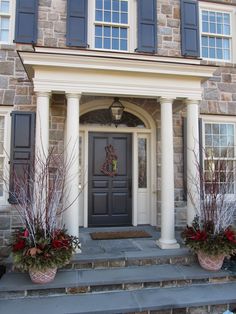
xmin=76 ymin=225 xmax=188 ymax=261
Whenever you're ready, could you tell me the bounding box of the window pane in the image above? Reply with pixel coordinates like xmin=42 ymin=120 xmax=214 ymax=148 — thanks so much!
xmin=120 ymin=39 xmax=127 ymax=50
xmin=202 ymin=22 xmax=208 ymax=32
xmin=112 ymin=11 xmax=119 ymax=23
xmin=104 ymin=37 xmax=110 ymax=48
xmin=0 ymin=0 xmax=9 ymax=13
xmin=104 ymin=26 xmax=111 ymax=37
xmin=121 ymin=1 xmax=128 ymax=12
xmin=104 ymin=0 xmax=111 ymax=10
xmin=104 ymin=10 xmax=111 ymax=22
xmin=95 ymin=10 xmax=103 ymax=21
xmin=121 ymin=12 xmax=128 ymax=24
xmin=95 ymin=37 xmax=102 ymax=48
xmin=112 ymin=27 xmax=119 ymax=37
xmin=95 ymin=25 xmax=102 ymax=36
xmin=112 ymin=38 xmax=119 ymax=49
xmin=96 ymin=0 xmax=103 ymax=9
xmin=112 ymin=0 xmax=119 ymax=11
xmin=0 ymin=29 xmax=8 ymax=41
xmin=138 ymin=138 xmax=147 ymax=188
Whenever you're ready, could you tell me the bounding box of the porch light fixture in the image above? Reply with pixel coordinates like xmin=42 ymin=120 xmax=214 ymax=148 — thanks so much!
xmin=109 ymin=97 xmax=124 ymax=126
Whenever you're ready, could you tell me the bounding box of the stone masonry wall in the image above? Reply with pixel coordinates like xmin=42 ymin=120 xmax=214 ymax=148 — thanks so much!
xmin=2 ymin=0 xmax=236 ymax=254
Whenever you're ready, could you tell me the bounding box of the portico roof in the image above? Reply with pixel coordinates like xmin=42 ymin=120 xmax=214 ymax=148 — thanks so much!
xmin=18 ymin=47 xmax=217 ymax=100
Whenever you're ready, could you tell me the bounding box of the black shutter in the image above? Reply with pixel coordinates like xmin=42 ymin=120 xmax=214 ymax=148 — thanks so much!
xmin=9 ymin=112 xmax=36 ymax=204
xmin=183 ymin=117 xmax=203 ymax=201
xmin=67 ymin=0 xmax=88 ymax=47
xmin=137 ymin=0 xmax=157 ymax=53
xmin=181 ymin=0 xmax=200 ymax=57
xmin=14 ymin=0 xmax=38 ymax=44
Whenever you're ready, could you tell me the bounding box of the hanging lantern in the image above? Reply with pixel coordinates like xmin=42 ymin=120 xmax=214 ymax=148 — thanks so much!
xmin=109 ymin=97 xmax=124 ymax=126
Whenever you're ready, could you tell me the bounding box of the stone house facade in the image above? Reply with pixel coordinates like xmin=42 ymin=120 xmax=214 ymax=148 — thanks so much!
xmin=0 ymin=0 xmax=236 ymax=255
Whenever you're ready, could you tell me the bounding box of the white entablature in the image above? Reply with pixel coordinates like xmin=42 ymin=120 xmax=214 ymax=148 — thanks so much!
xmin=18 ymin=47 xmax=216 ymax=100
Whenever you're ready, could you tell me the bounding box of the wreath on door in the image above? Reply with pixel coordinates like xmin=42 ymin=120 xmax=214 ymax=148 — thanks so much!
xmin=100 ymin=144 xmax=118 ymax=177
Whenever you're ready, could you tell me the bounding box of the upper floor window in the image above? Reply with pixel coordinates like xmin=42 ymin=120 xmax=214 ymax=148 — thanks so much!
xmin=0 ymin=0 xmax=14 ymax=43
xmin=88 ymin=0 xmax=136 ymax=52
xmin=199 ymin=3 xmax=234 ymax=62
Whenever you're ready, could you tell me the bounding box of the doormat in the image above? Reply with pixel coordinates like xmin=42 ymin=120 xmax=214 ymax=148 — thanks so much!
xmin=90 ymin=230 xmax=152 ymax=240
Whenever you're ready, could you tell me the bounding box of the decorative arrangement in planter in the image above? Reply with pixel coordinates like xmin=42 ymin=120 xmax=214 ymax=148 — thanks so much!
xmin=8 ymin=149 xmax=81 ymax=283
xmin=182 ymin=217 xmax=236 ymax=271
xmin=12 ymin=227 xmax=80 ymax=283
xmin=182 ymin=149 xmax=236 ymax=271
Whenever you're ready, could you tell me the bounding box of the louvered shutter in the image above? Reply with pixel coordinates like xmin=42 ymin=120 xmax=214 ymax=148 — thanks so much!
xmin=67 ymin=0 xmax=88 ymax=47
xmin=14 ymin=0 xmax=38 ymax=44
xmin=181 ymin=0 xmax=200 ymax=57
xmin=137 ymin=0 xmax=157 ymax=53
xmin=9 ymin=112 xmax=35 ymax=204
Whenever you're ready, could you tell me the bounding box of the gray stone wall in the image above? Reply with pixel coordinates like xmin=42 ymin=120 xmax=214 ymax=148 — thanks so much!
xmin=201 ymin=67 xmax=236 ymax=115
xmin=0 ymin=44 xmax=35 ymax=109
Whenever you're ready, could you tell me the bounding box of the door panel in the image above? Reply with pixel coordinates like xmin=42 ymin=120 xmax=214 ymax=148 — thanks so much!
xmin=88 ymin=132 xmax=132 ymax=226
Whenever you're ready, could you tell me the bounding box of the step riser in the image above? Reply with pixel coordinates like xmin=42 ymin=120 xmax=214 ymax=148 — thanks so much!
xmin=1 ymin=276 xmax=236 ymax=299
xmin=126 ymin=303 xmax=236 ymax=314
xmin=67 ymin=255 xmax=197 ymax=270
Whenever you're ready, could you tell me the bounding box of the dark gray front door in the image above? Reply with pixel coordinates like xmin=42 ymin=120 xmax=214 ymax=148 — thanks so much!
xmin=88 ymin=133 xmax=132 ymax=226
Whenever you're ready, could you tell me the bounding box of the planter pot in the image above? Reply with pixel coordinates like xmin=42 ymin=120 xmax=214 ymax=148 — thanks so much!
xmin=29 ymin=268 xmax=57 ymax=284
xmin=197 ymin=251 xmax=225 ymax=271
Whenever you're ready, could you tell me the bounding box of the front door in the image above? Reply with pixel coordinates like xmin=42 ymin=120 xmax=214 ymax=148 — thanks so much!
xmin=88 ymin=132 xmax=132 ymax=226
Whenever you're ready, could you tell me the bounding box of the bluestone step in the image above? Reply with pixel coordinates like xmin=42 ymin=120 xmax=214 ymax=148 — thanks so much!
xmin=1 ymin=282 xmax=236 ymax=314
xmin=0 ymin=263 xmax=234 ymax=298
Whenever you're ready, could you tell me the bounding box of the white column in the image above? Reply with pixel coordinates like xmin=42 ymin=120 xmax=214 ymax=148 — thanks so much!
xmin=157 ymin=98 xmax=180 ymax=249
xmin=64 ymin=93 xmax=81 ymax=238
xmin=186 ymin=99 xmax=200 ymax=225
xmin=35 ymin=92 xmax=50 ymax=159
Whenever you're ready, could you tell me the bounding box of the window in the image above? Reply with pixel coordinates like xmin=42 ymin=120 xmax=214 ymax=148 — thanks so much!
xmin=0 ymin=0 xmax=14 ymax=43
xmin=0 ymin=108 xmax=11 ymax=206
xmin=200 ymin=3 xmax=234 ymax=61
xmin=138 ymin=138 xmax=147 ymax=188
xmin=204 ymin=121 xmax=235 ymax=195
xmin=88 ymin=0 xmax=136 ymax=52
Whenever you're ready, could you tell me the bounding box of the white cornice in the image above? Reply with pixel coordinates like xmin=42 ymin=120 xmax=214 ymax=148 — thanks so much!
xmin=19 ymin=48 xmax=216 ymax=80
xmin=17 ymin=47 xmax=217 ymax=100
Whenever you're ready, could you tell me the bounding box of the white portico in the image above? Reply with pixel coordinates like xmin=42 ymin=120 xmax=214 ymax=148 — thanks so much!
xmin=19 ymin=47 xmax=216 ymax=248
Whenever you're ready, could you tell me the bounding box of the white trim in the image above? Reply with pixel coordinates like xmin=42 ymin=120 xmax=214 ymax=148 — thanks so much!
xmin=0 ymin=106 xmax=12 ymax=207
xmin=79 ymin=99 xmax=157 ymax=227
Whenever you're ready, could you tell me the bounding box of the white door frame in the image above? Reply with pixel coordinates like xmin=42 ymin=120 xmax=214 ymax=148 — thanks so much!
xmin=79 ymin=99 xmax=157 ymax=227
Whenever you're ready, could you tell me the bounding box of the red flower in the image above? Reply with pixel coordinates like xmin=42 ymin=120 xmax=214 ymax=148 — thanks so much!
xmin=13 ymin=239 xmax=25 ymax=251
xmin=224 ymin=229 xmax=236 ymax=243
xmin=52 ymin=239 xmax=69 ymax=249
xmin=194 ymin=230 xmax=208 ymax=241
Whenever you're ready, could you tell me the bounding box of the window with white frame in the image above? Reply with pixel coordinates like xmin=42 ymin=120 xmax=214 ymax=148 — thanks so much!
xmin=0 ymin=109 xmax=11 ymax=205
xmin=90 ymin=0 xmax=135 ymax=52
xmin=0 ymin=0 xmax=14 ymax=43
xmin=200 ymin=7 xmax=232 ymax=61
xmin=204 ymin=121 xmax=235 ymax=195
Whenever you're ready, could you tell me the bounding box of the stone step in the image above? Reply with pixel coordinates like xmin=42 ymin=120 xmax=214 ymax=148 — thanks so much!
xmin=0 ymin=263 xmax=235 ymax=299
xmin=67 ymin=248 xmax=196 ymax=270
xmin=1 ymin=282 xmax=236 ymax=314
